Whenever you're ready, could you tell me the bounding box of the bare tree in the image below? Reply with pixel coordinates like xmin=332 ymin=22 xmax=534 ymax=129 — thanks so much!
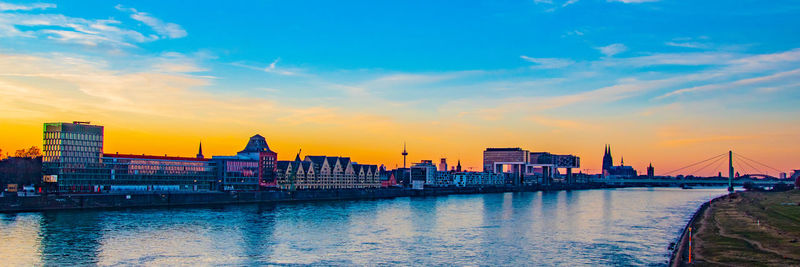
xmin=25 ymin=146 xmax=41 ymax=158
xmin=12 ymin=147 xmax=41 ymax=158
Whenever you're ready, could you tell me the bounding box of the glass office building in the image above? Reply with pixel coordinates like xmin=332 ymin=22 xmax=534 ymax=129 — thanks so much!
xmin=103 ymin=154 xmax=216 ymax=191
xmin=42 ymin=122 xmax=105 ymax=192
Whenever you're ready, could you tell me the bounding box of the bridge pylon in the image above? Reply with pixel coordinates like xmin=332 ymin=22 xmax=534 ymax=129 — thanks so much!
xmin=728 ymin=150 xmax=734 ymax=193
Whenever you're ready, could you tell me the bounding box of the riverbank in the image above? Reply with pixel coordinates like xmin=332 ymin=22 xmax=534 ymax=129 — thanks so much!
xmin=0 ymin=183 xmax=612 ymax=213
xmin=671 ymin=190 xmax=800 ymax=266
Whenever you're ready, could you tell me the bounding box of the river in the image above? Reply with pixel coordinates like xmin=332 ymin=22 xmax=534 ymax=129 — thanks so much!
xmin=0 ymin=187 xmax=728 ymax=266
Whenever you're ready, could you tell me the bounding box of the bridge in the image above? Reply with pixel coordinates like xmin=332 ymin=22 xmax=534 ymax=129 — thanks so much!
xmin=593 ymin=177 xmax=792 ymax=187
xmin=594 ymin=150 xmax=794 ymax=189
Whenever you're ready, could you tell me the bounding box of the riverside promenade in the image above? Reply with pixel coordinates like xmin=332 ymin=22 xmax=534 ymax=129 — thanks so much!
xmin=671 ymin=190 xmax=800 ymax=266
xmin=0 ymin=183 xmax=612 ymax=213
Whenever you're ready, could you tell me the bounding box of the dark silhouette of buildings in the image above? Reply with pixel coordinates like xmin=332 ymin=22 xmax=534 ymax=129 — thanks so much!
xmin=602 ymin=145 xmax=637 ymax=178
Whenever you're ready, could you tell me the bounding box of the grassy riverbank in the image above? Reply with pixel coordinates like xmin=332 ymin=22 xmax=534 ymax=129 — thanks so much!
xmin=681 ymin=190 xmax=800 ymax=266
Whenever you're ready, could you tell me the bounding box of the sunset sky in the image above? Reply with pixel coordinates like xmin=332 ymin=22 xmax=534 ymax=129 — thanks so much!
xmin=0 ymin=0 xmax=798 ymax=176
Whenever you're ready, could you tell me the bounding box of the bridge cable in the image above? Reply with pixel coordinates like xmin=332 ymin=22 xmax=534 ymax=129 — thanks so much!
xmin=734 ymin=154 xmax=763 ymax=175
xmin=732 ymin=160 xmax=750 ymax=177
xmin=734 ymin=152 xmax=782 ymax=174
xmin=692 ymin=156 xmax=725 ymax=177
xmin=710 ymin=157 xmax=726 ymax=177
xmin=661 ymin=152 xmax=727 ymax=175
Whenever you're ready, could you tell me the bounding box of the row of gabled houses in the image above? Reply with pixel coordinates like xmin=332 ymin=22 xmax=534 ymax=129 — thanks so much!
xmin=276 ymin=153 xmax=382 ymax=190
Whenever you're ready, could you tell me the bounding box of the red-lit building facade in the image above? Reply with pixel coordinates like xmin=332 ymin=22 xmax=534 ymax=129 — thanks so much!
xmin=212 ymin=134 xmax=278 ymax=191
xmin=102 ymin=153 xmax=216 ymax=192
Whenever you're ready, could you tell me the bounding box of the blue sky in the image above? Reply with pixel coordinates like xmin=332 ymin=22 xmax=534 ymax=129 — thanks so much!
xmin=0 ymin=0 xmax=799 ymax=174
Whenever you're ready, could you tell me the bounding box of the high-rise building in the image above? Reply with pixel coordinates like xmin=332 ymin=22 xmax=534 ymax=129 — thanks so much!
xmin=439 ymin=158 xmax=448 ymax=172
xmin=42 ymin=122 xmax=105 ymax=192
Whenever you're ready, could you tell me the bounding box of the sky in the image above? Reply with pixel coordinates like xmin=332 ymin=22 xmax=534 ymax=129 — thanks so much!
xmin=0 ymin=0 xmax=798 ymax=176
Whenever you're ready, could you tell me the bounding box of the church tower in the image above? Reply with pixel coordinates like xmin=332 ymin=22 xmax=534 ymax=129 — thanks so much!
xmin=602 ymin=144 xmax=613 ymax=172
xmin=196 ymin=142 xmax=204 ymax=159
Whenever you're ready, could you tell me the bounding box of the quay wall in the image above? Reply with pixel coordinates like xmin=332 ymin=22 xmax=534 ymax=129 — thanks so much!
xmin=0 ymin=183 xmax=613 ymax=213
xmin=669 ymin=194 xmax=728 ymax=267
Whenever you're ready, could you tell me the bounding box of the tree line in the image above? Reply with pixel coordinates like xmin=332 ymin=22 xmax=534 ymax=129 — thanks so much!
xmin=0 ymin=146 xmax=43 ymax=187
xmin=0 ymin=146 xmax=41 ymax=160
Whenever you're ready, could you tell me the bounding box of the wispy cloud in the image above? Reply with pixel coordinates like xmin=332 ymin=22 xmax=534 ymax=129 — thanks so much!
xmin=597 ymin=43 xmax=627 ymax=57
xmin=520 ymin=56 xmax=575 ymax=69
xmin=562 ymin=0 xmax=580 ymax=7
xmin=231 ymin=58 xmax=302 ymax=76
xmin=665 ymin=41 xmax=708 ymax=49
xmin=0 ymin=3 xmax=186 ymax=48
xmin=115 ymin=5 xmax=186 ymax=39
xmin=658 ymin=68 xmax=800 ymax=99
xmin=0 ymin=2 xmax=55 ymax=11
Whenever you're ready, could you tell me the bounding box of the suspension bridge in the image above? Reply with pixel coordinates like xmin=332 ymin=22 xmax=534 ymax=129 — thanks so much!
xmin=595 ymin=150 xmax=794 ymax=188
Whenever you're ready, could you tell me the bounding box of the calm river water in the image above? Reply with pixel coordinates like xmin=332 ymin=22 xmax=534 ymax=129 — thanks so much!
xmin=0 ymin=188 xmax=728 ymax=266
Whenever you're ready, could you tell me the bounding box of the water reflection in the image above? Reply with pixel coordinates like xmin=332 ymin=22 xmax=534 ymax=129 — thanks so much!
xmin=0 ymin=188 xmax=727 ymax=266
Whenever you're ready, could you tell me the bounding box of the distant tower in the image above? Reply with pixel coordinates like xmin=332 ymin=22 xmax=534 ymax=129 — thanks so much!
xmin=620 ymin=156 xmax=624 ymax=166
xmin=439 ymin=158 xmax=448 ymax=172
xmin=602 ymin=144 xmax=613 ymax=172
xmin=402 ymin=142 xmax=408 ymax=168
xmin=456 ymin=160 xmax=462 ymax=172
xmin=196 ymin=142 xmax=204 ymax=159
xmin=647 ymin=163 xmax=654 ymax=178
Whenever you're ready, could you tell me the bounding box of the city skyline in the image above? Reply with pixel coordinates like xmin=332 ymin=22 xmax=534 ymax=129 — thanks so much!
xmin=1 ymin=0 xmax=799 ymax=176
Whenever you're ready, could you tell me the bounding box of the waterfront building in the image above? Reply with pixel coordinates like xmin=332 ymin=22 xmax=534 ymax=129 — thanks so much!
xmin=601 ymin=145 xmax=637 ymax=178
xmin=275 ymin=154 xmax=380 ymax=190
xmin=411 ymin=160 xmax=437 ymax=187
xmin=452 ymin=172 xmax=506 ymax=187
xmin=103 ymin=153 xmax=215 ymax=191
xmin=380 ymin=166 xmax=398 ymax=187
xmin=42 ymin=122 xmax=105 ymax=192
xmin=212 ymin=156 xmax=259 ymax=191
xmin=647 ymin=163 xmax=655 ymax=178
xmin=484 ymin=147 xmax=580 ymax=185
xmin=211 ymin=135 xmax=278 ymax=191
xmin=483 ymin=148 xmax=528 ymax=175
xmin=392 ymin=168 xmax=411 ymax=187
xmin=435 ymin=171 xmax=453 ymax=186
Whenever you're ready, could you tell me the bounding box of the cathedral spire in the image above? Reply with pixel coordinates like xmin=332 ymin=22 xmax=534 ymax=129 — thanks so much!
xmin=196 ymin=142 xmax=204 ymax=159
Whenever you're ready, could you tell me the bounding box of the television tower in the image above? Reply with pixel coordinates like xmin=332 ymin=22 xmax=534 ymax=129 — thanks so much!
xmin=402 ymin=142 xmax=408 ymax=168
